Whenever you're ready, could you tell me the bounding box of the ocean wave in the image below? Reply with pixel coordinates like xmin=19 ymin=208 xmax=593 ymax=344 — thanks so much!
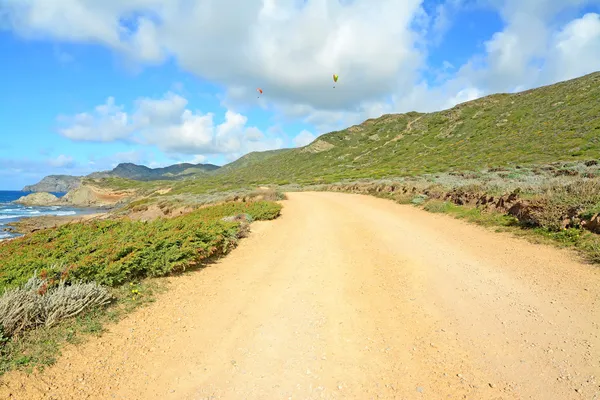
xmin=0 ymin=215 xmax=22 ymax=220
xmin=0 ymin=210 xmax=77 ymax=219
xmin=54 ymin=211 xmax=76 ymax=216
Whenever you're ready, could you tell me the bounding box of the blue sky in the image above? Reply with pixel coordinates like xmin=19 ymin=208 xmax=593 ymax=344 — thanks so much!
xmin=1 ymin=0 xmax=599 ymax=189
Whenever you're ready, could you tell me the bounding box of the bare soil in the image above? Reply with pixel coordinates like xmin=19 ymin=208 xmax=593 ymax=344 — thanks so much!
xmin=1 ymin=192 xmax=598 ymax=399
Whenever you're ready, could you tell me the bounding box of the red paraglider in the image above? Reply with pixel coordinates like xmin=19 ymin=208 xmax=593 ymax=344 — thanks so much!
xmin=257 ymin=88 xmax=263 ymax=98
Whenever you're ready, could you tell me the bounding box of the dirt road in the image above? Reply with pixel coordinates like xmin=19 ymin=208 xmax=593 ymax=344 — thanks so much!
xmin=1 ymin=192 xmax=599 ymax=399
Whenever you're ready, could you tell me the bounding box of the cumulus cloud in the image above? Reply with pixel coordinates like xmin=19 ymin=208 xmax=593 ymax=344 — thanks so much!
xmin=57 ymin=92 xmax=285 ymax=159
xmin=548 ymin=13 xmax=600 ymax=81
xmin=57 ymin=97 xmax=133 ymax=142
xmin=293 ymin=130 xmax=316 ymax=147
xmin=3 ymin=0 xmax=600 ymax=136
xmin=1 ymin=0 xmax=427 ymax=117
xmin=182 ymin=155 xmax=207 ymax=165
xmin=455 ymin=1 xmax=600 ymax=94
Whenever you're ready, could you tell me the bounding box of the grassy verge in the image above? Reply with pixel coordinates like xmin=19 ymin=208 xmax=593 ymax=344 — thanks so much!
xmin=0 ymin=200 xmax=282 ymax=375
xmin=420 ymin=200 xmax=600 ymax=263
xmin=0 ymin=279 xmax=165 ymax=375
xmin=306 ymin=160 xmax=600 ymax=266
xmin=0 ymin=201 xmax=282 ymax=289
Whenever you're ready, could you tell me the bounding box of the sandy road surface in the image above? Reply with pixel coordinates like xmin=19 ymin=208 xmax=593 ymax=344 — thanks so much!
xmin=1 ymin=192 xmax=599 ymax=399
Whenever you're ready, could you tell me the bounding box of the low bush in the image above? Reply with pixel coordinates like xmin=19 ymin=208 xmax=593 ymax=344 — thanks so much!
xmin=0 ymin=273 xmax=112 ymax=338
xmin=0 ymin=201 xmax=282 ymax=290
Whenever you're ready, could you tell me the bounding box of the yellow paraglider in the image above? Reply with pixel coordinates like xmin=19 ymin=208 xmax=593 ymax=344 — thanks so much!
xmin=333 ymin=74 xmax=339 ymax=88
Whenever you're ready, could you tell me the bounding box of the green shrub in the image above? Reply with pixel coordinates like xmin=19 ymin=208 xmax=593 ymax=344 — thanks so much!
xmin=528 ymin=180 xmax=600 ymax=230
xmin=0 ymin=201 xmax=282 ymax=290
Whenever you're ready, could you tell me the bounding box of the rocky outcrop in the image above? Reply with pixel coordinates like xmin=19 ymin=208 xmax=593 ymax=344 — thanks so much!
xmin=14 ymin=192 xmax=63 ymax=206
xmin=62 ymin=185 xmax=132 ymax=207
xmin=581 ymin=214 xmax=600 ymax=233
xmin=22 ymin=175 xmax=81 ymax=193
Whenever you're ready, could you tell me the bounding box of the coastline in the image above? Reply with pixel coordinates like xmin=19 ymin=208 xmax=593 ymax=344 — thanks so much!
xmin=0 ymin=188 xmax=121 ymax=241
xmin=3 ymin=212 xmax=109 ymax=237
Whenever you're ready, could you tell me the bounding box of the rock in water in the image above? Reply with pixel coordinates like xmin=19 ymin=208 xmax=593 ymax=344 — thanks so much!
xmin=13 ymin=192 xmax=63 ymax=206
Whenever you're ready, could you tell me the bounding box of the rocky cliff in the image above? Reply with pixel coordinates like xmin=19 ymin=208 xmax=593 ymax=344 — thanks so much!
xmin=22 ymin=175 xmax=81 ymax=193
xmin=15 ymin=183 xmax=134 ymax=208
xmin=62 ymin=185 xmax=133 ymax=207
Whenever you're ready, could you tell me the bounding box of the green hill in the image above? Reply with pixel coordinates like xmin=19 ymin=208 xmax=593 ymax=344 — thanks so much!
xmin=169 ymin=71 xmax=600 ymax=192
xmin=88 ymin=71 xmax=600 ymax=194
xmin=214 ymin=149 xmax=293 ymax=174
xmin=25 ymin=162 xmax=221 ymax=192
xmin=88 ymin=162 xmax=220 ymax=181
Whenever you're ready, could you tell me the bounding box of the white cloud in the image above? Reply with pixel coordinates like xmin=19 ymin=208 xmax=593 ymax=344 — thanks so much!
xmin=58 ymin=92 xmax=285 ymax=158
xmin=57 ymin=97 xmax=133 ymax=141
xmin=133 ymin=92 xmax=188 ymax=127
xmin=183 ymin=155 xmax=207 ymax=165
xmin=549 ymin=13 xmax=600 ymax=81
xmin=47 ymin=154 xmax=75 ymax=168
xmin=293 ymin=130 xmax=316 ymax=147
xmin=453 ymin=1 xmax=600 ymax=95
xmin=430 ymin=0 xmax=465 ymax=45
xmin=1 ymin=0 xmax=427 ymax=118
xmin=3 ymin=0 xmax=600 ymax=140
xmin=245 ymin=127 xmax=264 ymax=142
xmin=444 ymin=86 xmax=484 ymax=108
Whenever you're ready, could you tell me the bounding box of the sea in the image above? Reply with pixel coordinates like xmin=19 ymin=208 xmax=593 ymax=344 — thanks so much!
xmin=0 ymin=191 xmax=97 ymax=240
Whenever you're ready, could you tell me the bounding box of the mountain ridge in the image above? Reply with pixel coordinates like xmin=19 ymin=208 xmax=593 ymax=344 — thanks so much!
xmin=23 ymin=162 xmax=221 ymax=192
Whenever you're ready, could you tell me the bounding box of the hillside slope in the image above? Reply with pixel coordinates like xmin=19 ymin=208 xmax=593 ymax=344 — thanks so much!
xmin=204 ymin=71 xmax=599 ymax=186
xmin=214 ymin=149 xmax=293 ymax=174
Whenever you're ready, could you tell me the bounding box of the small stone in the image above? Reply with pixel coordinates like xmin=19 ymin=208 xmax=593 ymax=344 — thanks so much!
xmin=416 ymin=387 xmax=424 ymax=393
xmin=489 ymin=383 xmax=496 ymax=388
xmin=457 ymin=373 xmax=463 ymax=378
xmin=575 ymin=388 xmax=581 ymax=393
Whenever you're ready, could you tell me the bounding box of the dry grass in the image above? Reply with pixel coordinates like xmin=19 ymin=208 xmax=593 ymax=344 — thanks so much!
xmin=0 ymin=272 xmax=112 ymax=338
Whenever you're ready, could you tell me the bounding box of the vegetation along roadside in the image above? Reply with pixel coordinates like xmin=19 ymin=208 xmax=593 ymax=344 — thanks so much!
xmin=0 ymin=198 xmax=283 ymax=375
xmin=304 ymin=160 xmax=600 ymax=265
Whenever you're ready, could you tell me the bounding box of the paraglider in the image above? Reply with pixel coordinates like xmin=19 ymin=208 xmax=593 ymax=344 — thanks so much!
xmin=333 ymin=74 xmax=338 ymax=88
xmin=256 ymin=88 xmax=263 ymax=98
